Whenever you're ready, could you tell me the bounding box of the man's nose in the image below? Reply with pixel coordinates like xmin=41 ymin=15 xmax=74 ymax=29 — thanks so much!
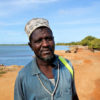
xmin=42 ymin=39 xmax=49 ymax=47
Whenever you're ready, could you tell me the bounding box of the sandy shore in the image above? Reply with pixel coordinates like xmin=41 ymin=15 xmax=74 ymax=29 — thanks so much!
xmin=0 ymin=49 xmax=100 ymax=100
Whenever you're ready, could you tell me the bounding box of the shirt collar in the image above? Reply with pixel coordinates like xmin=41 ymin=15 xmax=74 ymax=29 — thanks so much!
xmin=31 ymin=57 xmax=41 ymax=75
xmin=31 ymin=55 xmax=59 ymax=75
xmin=52 ymin=55 xmax=59 ymax=68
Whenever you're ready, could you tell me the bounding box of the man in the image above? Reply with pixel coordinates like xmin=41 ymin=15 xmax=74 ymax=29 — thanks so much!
xmin=14 ymin=18 xmax=79 ymax=100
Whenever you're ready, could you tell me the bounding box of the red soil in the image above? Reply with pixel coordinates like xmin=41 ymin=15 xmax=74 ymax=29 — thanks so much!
xmin=0 ymin=49 xmax=100 ymax=100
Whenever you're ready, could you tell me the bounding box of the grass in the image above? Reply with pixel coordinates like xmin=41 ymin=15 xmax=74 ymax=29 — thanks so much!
xmin=0 ymin=67 xmax=7 ymax=76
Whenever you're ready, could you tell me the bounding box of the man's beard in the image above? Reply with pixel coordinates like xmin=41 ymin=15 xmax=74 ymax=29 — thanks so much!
xmin=36 ymin=54 xmax=54 ymax=62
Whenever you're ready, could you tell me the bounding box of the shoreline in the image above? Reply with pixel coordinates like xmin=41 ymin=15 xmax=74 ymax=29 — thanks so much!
xmin=0 ymin=49 xmax=100 ymax=100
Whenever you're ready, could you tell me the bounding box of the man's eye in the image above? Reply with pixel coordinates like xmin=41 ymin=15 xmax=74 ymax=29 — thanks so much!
xmin=35 ymin=39 xmax=42 ymax=43
xmin=46 ymin=37 xmax=53 ymax=41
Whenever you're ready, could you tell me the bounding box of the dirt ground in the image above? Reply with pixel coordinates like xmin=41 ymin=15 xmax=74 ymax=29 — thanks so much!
xmin=55 ymin=49 xmax=100 ymax=100
xmin=0 ymin=49 xmax=100 ymax=100
xmin=0 ymin=66 xmax=23 ymax=100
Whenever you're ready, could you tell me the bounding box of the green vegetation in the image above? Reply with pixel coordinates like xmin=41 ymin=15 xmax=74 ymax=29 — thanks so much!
xmin=88 ymin=39 xmax=100 ymax=49
xmin=0 ymin=36 xmax=100 ymax=49
xmin=0 ymin=71 xmax=6 ymax=74
xmin=80 ymin=36 xmax=96 ymax=46
xmin=56 ymin=42 xmax=80 ymax=45
xmin=56 ymin=36 xmax=100 ymax=49
xmin=0 ymin=44 xmax=28 ymax=46
xmin=0 ymin=67 xmax=6 ymax=76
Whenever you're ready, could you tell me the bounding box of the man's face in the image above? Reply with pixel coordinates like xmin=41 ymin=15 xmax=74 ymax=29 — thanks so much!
xmin=30 ymin=27 xmax=55 ymax=62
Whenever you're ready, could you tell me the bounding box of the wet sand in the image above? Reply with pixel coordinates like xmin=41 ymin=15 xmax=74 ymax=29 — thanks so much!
xmin=0 ymin=49 xmax=100 ymax=100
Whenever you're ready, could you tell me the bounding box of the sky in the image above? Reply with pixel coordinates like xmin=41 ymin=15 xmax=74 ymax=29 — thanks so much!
xmin=0 ymin=0 xmax=100 ymax=44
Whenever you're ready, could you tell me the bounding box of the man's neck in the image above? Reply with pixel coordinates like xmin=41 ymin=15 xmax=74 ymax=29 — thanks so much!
xmin=36 ymin=57 xmax=55 ymax=79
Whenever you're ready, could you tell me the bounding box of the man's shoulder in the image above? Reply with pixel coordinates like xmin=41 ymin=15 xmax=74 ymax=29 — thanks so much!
xmin=18 ymin=59 xmax=34 ymax=77
xmin=58 ymin=56 xmax=73 ymax=69
xmin=65 ymin=59 xmax=73 ymax=69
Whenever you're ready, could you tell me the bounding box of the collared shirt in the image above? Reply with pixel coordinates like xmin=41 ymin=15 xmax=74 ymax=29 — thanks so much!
xmin=14 ymin=55 xmax=77 ymax=100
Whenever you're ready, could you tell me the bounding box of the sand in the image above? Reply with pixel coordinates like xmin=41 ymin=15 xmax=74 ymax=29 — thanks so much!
xmin=0 ymin=49 xmax=100 ymax=100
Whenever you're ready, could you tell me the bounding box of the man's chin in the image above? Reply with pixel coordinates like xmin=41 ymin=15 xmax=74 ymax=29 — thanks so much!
xmin=40 ymin=55 xmax=54 ymax=62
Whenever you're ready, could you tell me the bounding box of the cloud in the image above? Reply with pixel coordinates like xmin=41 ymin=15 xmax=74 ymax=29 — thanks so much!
xmin=0 ymin=21 xmax=24 ymax=26
xmin=0 ymin=30 xmax=24 ymax=35
xmin=59 ymin=7 xmax=90 ymax=16
xmin=0 ymin=0 xmax=59 ymax=17
xmin=0 ymin=12 xmax=9 ymax=17
xmin=58 ymin=1 xmax=100 ymax=16
xmin=0 ymin=0 xmax=58 ymax=6
xmin=58 ymin=18 xmax=100 ymax=25
xmin=57 ymin=1 xmax=100 ymax=26
xmin=0 ymin=30 xmax=28 ymax=44
xmin=15 ymin=0 xmax=58 ymax=4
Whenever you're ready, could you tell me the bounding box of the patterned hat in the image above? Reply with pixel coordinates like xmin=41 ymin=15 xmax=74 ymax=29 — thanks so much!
xmin=25 ymin=18 xmax=50 ymax=38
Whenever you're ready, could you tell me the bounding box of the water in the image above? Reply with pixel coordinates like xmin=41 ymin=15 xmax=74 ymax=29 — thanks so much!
xmin=0 ymin=45 xmax=69 ymax=66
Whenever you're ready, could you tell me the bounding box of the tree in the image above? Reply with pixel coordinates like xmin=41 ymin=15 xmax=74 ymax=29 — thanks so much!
xmin=80 ymin=36 xmax=96 ymax=46
xmin=89 ymin=39 xmax=100 ymax=49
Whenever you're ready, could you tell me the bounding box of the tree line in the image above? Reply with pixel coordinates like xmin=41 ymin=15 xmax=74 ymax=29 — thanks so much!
xmin=56 ymin=36 xmax=100 ymax=49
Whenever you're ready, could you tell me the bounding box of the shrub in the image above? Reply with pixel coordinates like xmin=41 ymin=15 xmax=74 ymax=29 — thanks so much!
xmin=89 ymin=39 xmax=100 ymax=49
xmin=80 ymin=36 xmax=96 ymax=46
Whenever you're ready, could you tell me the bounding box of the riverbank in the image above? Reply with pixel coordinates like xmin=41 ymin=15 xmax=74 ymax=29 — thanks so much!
xmin=0 ymin=49 xmax=100 ymax=100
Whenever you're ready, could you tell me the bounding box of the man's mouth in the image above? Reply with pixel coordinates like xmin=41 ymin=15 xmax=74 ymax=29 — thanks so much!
xmin=42 ymin=50 xmax=51 ymax=54
xmin=41 ymin=48 xmax=52 ymax=55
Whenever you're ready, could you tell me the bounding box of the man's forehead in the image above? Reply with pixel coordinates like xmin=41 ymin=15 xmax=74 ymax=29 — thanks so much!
xmin=31 ymin=27 xmax=52 ymax=37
